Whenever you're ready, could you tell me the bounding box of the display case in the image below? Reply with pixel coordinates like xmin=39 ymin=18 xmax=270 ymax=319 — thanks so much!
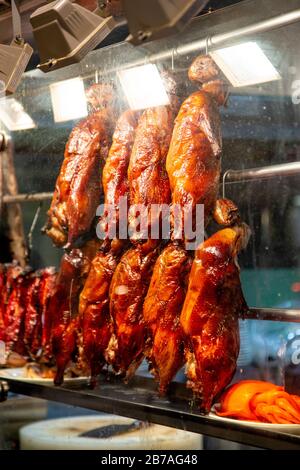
xmin=1 ymin=0 xmax=300 ymax=450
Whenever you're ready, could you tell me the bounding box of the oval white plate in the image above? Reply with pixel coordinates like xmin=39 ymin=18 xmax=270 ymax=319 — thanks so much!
xmin=209 ymin=405 xmax=300 ymax=435
xmin=0 ymin=367 xmax=89 ymax=385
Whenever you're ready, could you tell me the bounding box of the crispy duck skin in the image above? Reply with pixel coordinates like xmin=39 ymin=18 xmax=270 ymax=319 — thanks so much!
xmin=101 ymin=110 xmax=139 ymax=238
xmin=51 ymin=240 xmax=100 ymax=385
xmin=188 ymin=55 xmax=223 ymax=84
xmin=188 ymin=55 xmax=228 ymax=106
xmin=143 ymin=242 xmax=192 ymax=394
xmin=23 ymin=273 xmax=42 ymax=359
xmin=39 ymin=268 xmax=57 ymax=362
xmin=79 ymin=242 xmax=124 ymax=386
xmin=107 ymin=244 xmax=159 ymax=379
xmin=166 ymin=55 xmax=228 ymax=238
xmin=180 ymin=224 xmax=250 ymax=412
xmin=127 ymin=106 xmax=174 ymax=243
xmin=25 ymin=268 xmax=57 ymax=361
xmin=46 ymin=84 xmax=115 ymax=249
xmin=4 ymin=265 xmax=27 ymax=355
xmin=166 ymin=90 xmax=222 ymax=234
xmin=0 ymin=264 xmax=6 ymax=341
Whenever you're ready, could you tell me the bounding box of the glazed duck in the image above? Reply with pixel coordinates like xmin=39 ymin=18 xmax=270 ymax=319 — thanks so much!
xmin=107 ymin=244 xmax=159 ymax=380
xmin=100 ymin=110 xmax=139 ymax=240
xmin=0 ymin=263 xmax=56 ymax=362
xmin=23 ymin=272 xmax=43 ymax=359
xmin=51 ymin=240 xmax=100 ymax=384
xmin=166 ymin=55 xmax=228 ymax=239
xmin=143 ymin=242 xmax=192 ymax=395
xmin=2 ymin=263 xmax=28 ymax=356
xmin=45 ymin=84 xmax=116 ymax=249
xmin=142 ymin=56 xmax=231 ymax=395
xmin=39 ymin=268 xmax=57 ymax=361
xmin=128 ymin=75 xmax=178 ymax=245
xmin=79 ymin=240 xmax=125 ymax=386
xmin=79 ymin=109 xmax=139 ymax=385
xmin=180 ymin=222 xmax=250 ymax=413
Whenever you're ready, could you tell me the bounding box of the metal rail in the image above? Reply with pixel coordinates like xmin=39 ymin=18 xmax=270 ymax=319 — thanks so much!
xmin=3 ymin=161 xmax=300 ymax=204
xmin=246 ymin=308 xmax=300 ymax=323
xmin=224 ymin=162 xmax=300 ymax=184
xmin=2 ymin=192 xmax=53 ymax=203
xmin=2 ymin=375 xmax=300 ymax=450
xmin=103 ymin=7 xmax=300 ymax=72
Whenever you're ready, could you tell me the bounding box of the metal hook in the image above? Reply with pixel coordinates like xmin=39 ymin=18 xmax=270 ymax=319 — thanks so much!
xmin=222 ymin=170 xmax=231 ymax=199
xmin=28 ymin=202 xmax=42 ymax=257
xmin=205 ymin=35 xmax=212 ymax=56
xmin=171 ymin=48 xmax=177 ymax=71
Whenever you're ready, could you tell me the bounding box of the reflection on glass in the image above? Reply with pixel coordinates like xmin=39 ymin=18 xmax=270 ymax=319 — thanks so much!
xmin=50 ymin=77 xmax=88 ymax=123
xmin=118 ymin=64 xmax=170 ymax=110
xmin=0 ymin=98 xmax=36 ymax=131
xmin=210 ymin=42 xmax=281 ymax=87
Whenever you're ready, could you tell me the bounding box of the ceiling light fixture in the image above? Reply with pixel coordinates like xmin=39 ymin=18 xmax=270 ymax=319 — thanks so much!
xmin=0 ymin=0 xmax=33 ymax=95
xmin=118 ymin=64 xmax=169 ymax=110
xmin=123 ymin=0 xmax=209 ymax=45
xmin=30 ymin=0 xmax=117 ymax=73
xmin=50 ymin=77 xmax=88 ymax=123
xmin=209 ymin=42 xmax=281 ymax=88
xmin=0 ymin=97 xmax=36 ymax=131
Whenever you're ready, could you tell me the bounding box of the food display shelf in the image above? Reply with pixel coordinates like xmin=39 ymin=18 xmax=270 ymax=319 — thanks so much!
xmin=1 ymin=374 xmax=300 ymax=450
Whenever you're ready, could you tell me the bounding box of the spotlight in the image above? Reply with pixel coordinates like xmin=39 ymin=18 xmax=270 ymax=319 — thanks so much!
xmin=118 ymin=64 xmax=169 ymax=110
xmin=50 ymin=77 xmax=88 ymax=123
xmin=210 ymin=42 xmax=281 ymax=87
xmin=0 ymin=0 xmax=33 ymax=95
xmin=122 ymin=0 xmax=209 ymax=45
xmin=30 ymin=0 xmax=117 ymax=72
xmin=0 ymin=97 xmax=36 ymax=131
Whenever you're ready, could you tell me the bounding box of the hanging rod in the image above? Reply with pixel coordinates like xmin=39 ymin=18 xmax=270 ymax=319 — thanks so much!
xmin=103 ymin=7 xmax=300 ymax=73
xmin=176 ymin=8 xmax=300 ymax=57
xmin=224 ymin=161 xmax=300 ymax=184
xmin=2 ymin=192 xmax=53 ymax=203
xmin=246 ymin=308 xmax=300 ymax=323
xmin=3 ymin=161 xmax=300 ymax=204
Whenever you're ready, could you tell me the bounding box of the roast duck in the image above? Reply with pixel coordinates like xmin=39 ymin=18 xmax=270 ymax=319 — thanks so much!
xmin=45 ymin=84 xmax=116 ymax=249
xmin=3 ymin=56 xmax=253 ymax=412
xmin=0 ymin=262 xmax=56 ymax=364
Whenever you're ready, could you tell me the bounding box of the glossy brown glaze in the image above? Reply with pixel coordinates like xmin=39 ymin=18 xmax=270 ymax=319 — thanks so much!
xmin=79 ymin=244 xmax=123 ymax=386
xmin=2 ymin=264 xmax=26 ymax=354
xmin=213 ymin=198 xmax=241 ymax=227
xmin=180 ymin=224 xmax=250 ymax=412
xmin=188 ymin=55 xmax=223 ymax=84
xmin=128 ymin=106 xmax=174 ymax=243
xmin=101 ymin=110 xmax=139 ymax=238
xmin=107 ymin=245 xmax=159 ymax=380
xmin=0 ymin=264 xmax=6 ymax=341
xmin=46 ymin=85 xmax=115 ymax=249
xmin=143 ymin=242 xmax=192 ymax=394
xmin=51 ymin=240 xmax=100 ymax=384
xmin=39 ymin=268 xmax=57 ymax=362
xmin=23 ymin=273 xmax=42 ymax=358
xmin=166 ymin=90 xmax=222 ymax=235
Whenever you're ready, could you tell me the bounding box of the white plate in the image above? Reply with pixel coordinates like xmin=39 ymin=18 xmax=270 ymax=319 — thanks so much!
xmin=0 ymin=367 xmax=89 ymax=385
xmin=209 ymin=405 xmax=300 ymax=435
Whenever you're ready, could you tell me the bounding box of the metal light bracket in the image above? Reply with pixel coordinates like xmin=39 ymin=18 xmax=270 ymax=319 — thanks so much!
xmin=123 ymin=0 xmax=209 ymax=45
xmin=0 ymin=0 xmax=33 ymax=95
xmin=31 ymin=0 xmax=118 ymax=72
